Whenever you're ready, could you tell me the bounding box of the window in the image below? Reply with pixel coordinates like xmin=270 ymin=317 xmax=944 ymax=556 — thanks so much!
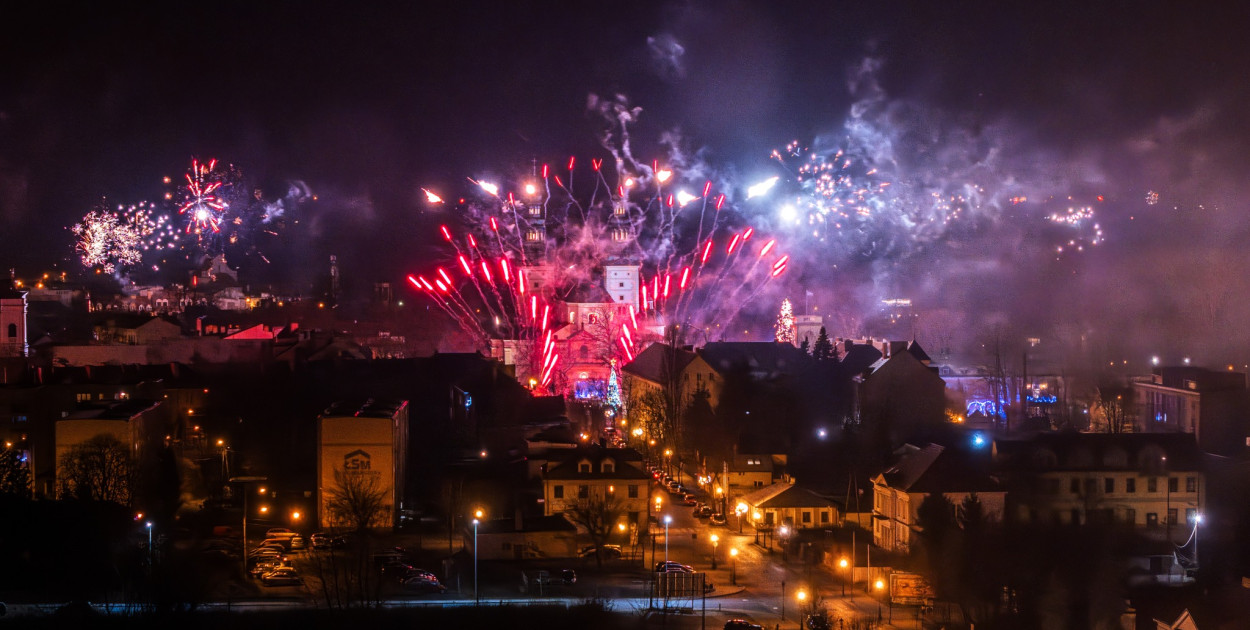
xmin=1126 ymin=478 xmax=1136 ymax=493
xmin=1148 ymin=477 xmax=1158 ymax=493
xmin=618 ymin=282 xmax=625 ymax=288
xmin=1125 ymin=509 xmax=1136 ymax=525
xmin=1167 ymin=508 xmax=1177 ymax=525
xmin=1186 ymin=476 xmax=1197 ymax=493
xmin=1168 ymin=477 xmax=1179 ymax=493
xmin=1070 ymin=478 xmax=1080 ymax=494
xmin=1146 ymin=513 xmax=1159 ymax=528
xmin=578 ymin=463 xmax=591 ymax=473
xmin=1084 ymin=479 xmax=1097 ymax=495
xmin=554 ymin=485 xmax=564 ymax=499
xmin=578 ymin=485 xmax=589 ymax=498
xmin=628 ymin=485 xmax=638 ymax=498
xmin=76 ymin=393 xmax=91 ymax=402
xmin=1104 ymin=478 xmax=1115 ymax=493
xmin=820 ymin=511 xmax=830 ymax=524
xmin=601 ymin=462 xmax=615 ymax=473
xmin=802 ymin=511 xmax=812 ymax=524
xmin=6 ymin=324 xmax=15 ymax=338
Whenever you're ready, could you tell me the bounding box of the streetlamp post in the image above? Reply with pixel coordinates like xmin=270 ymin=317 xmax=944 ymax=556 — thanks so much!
xmin=711 ymin=534 xmax=719 ymax=569
xmin=146 ymin=521 xmax=154 ymax=566
xmin=729 ymin=548 xmax=738 ymax=585
xmin=663 ymin=515 xmax=672 ymax=563
xmin=473 ymin=508 xmax=483 ymax=605
xmin=797 ymin=589 xmax=808 ymax=623
xmin=736 ymin=502 xmax=747 ymax=535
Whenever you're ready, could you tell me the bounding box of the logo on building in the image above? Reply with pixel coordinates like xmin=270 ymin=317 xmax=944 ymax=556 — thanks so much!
xmin=343 ymin=449 xmax=372 ymax=471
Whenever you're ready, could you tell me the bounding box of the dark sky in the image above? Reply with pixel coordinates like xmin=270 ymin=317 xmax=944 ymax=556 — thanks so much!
xmin=4 ymin=1 xmax=1250 ymax=363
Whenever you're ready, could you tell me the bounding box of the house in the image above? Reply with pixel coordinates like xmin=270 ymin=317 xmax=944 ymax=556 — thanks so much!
xmin=871 ymin=443 xmax=1005 ymax=552
xmin=993 ymin=432 xmax=1205 ymax=540
xmin=55 ymin=399 xmax=165 ymax=498
xmin=726 ymin=452 xmax=776 ymax=494
xmin=738 ymin=481 xmax=839 ymax=532
xmin=468 ymin=513 xmax=580 ymax=560
xmin=858 ymin=349 xmax=947 ymax=448
xmin=541 ymin=446 xmax=653 ymax=538
xmin=1131 ymin=366 xmax=1250 ymax=457
xmin=93 ymin=314 xmax=183 ymax=345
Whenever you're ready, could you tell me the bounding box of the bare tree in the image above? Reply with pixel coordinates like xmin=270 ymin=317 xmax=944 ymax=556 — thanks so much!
xmin=310 ymin=468 xmax=392 ymax=608
xmin=324 ymin=468 xmax=390 ymax=533
xmin=564 ymin=492 xmax=625 ymax=569
xmin=58 ymin=434 xmax=133 ymax=504
xmin=1089 ymin=388 xmax=1132 ymax=434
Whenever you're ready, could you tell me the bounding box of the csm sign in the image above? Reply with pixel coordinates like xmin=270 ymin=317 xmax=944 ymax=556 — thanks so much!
xmin=343 ymin=449 xmax=372 ymax=471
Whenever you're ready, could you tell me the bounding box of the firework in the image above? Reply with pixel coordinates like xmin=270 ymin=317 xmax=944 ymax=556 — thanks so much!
xmin=72 ymin=206 xmax=144 ymax=273
xmin=177 ymin=158 xmax=230 ymax=236
xmin=1047 ymin=205 xmax=1104 ymax=256
xmin=409 ymin=156 xmax=790 ymax=391
xmin=1145 ymin=190 xmax=1160 ymax=205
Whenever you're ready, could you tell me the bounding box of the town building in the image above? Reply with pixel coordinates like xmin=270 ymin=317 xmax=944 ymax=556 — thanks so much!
xmin=993 ymin=432 xmax=1206 ymax=539
xmin=540 ymin=446 xmax=653 ymax=540
xmin=1131 ymin=366 xmax=1250 ymax=457
xmin=316 ymin=399 xmax=409 ymax=529
xmin=871 ymin=443 xmax=1005 ymax=552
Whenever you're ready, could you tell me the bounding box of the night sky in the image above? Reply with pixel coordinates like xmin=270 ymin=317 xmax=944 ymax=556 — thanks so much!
xmin=4 ymin=2 xmax=1250 ymax=363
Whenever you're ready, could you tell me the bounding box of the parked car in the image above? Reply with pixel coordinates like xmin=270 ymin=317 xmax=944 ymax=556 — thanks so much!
xmin=250 ymin=558 xmax=286 ymax=578
xmin=401 ymin=574 xmax=447 ymax=593
xmin=265 ymin=528 xmax=296 ymax=539
xmin=289 ymin=535 xmax=306 ymax=550
xmin=681 ymin=496 xmax=699 ymax=506
xmin=260 ymin=567 xmax=302 ymax=586
xmin=259 ymin=538 xmax=288 ymax=551
xmin=694 ymin=506 xmax=713 ymax=518
xmin=709 ymin=513 xmax=728 ymax=526
xmin=577 ymin=544 xmax=623 ymax=559
xmin=533 ymin=569 xmax=577 ymax=587
xmin=654 ymin=561 xmax=694 ymax=573
xmin=724 ymin=620 xmax=764 ymax=630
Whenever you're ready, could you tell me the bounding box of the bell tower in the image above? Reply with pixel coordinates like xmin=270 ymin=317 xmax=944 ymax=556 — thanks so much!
xmin=0 ymin=285 xmax=28 ymax=358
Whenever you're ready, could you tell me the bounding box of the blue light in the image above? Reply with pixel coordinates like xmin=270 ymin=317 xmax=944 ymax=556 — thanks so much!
xmin=1026 ymin=395 xmax=1057 ymax=404
xmin=972 ymin=433 xmax=987 ymax=448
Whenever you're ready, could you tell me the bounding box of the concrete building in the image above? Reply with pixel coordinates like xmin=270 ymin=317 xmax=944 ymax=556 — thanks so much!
xmin=316 ymin=399 xmax=409 ymax=529
xmin=994 ymin=432 xmax=1205 ymax=541
xmin=871 ymin=443 xmax=1005 ymax=553
xmin=54 ymin=399 xmax=164 ymax=499
xmin=1131 ymin=366 xmax=1250 ymax=456
xmin=738 ymin=481 xmax=838 ymax=532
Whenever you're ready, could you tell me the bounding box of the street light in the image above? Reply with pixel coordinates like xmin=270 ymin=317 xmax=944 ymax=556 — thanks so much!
xmin=797 ymin=589 xmax=808 ymax=619
xmin=473 ymin=509 xmax=483 ymax=605
xmin=146 ymin=521 xmax=154 ymax=565
xmin=729 ymin=548 xmax=738 ymax=585
xmin=663 ymin=515 xmax=672 ymax=563
xmin=839 ymin=556 xmax=849 ymax=596
xmin=711 ymin=533 xmax=719 ymax=569
xmin=736 ymin=502 xmax=748 ymax=534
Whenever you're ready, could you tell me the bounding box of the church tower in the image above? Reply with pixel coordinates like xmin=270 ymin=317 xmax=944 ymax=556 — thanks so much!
xmin=0 ymin=285 xmax=28 ymax=358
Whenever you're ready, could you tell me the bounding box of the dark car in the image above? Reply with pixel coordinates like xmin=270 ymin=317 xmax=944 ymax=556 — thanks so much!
xmin=654 ymin=561 xmax=694 ymax=573
xmin=709 ymin=513 xmax=728 ymax=526
xmin=400 ymin=575 xmax=447 ymax=593
xmin=694 ymin=506 xmax=713 ymax=518
xmin=578 ymin=544 xmax=623 ymax=559
xmin=725 ymin=620 xmax=764 ymax=630
xmin=805 ymin=612 xmax=832 ymax=630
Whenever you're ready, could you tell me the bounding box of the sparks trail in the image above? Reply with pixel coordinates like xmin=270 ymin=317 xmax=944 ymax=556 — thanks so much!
xmin=410 ymin=154 xmax=792 ymax=392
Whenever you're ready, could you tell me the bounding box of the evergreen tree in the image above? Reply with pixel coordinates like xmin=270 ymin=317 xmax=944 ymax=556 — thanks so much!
xmin=775 ymin=298 xmax=796 ymax=344
xmin=812 ymin=327 xmax=834 ymax=361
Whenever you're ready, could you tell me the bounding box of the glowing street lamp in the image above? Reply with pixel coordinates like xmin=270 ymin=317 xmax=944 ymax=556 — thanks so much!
xmin=729 ymin=548 xmax=739 ymax=585
xmin=146 ymin=521 xmax=154 ymax=565
xmin=663 ymin=515 xmax=672 ymax=563
xmin=735 ymin=502 xmax=748 ymax=534
xmin=711 ymin=533 xmax=720 ymax=569
xmin=473 ymin=508 xmax=484 ymax=605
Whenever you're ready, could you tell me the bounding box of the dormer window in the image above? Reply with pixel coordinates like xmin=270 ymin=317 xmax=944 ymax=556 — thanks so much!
xmin=578 ymin=460 xmax=592 ymax=473
xmin=601 ymin=460 xmax=615 ymax=473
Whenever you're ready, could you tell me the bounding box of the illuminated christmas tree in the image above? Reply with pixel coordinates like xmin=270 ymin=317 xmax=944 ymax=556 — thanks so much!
xmin=606 ymin=359 xmax=623 ymax=411
xmin=775 ymin=298 xmax=796 ymax=344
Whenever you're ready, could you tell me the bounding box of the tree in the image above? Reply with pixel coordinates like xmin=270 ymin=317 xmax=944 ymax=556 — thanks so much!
xmin=812 ymin=327 xmax=834 ymax=361
xmin=565 ymin=492 xmax=625 ymax=569
xmin=0 ymin=447 xmax=30 ymax=498
xmin=58 ymin=434 xmax=133 ymax=505
xmin=1089 ymin=387 xmax=1131 ymax=433
xmin=324 ymin=468 xmax=391 ymax=532
xmin=774 ymin=298 xmax=796 ymax=344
